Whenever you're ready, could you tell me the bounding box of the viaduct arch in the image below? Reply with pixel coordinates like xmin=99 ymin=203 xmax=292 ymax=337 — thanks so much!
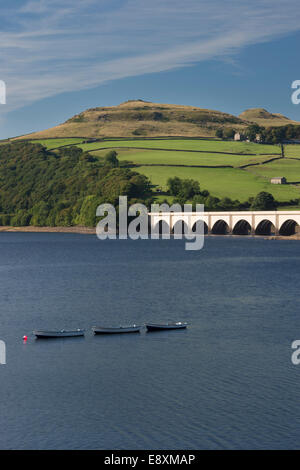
xmin=149 ymin=211 xmax=300 ymax=236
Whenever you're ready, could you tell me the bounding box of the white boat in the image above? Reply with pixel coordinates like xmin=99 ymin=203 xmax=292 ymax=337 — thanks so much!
xmin=92 ymin=325 xmax=141 ymax=334
xmin=33 ymin=329 xmax=85 ymax=338
xmin=146 ymin=322 xmax=188 ymax=331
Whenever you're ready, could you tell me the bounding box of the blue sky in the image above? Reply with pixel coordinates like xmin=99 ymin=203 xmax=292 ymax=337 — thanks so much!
xmin=0 ymin=0 xmax=300 ymax=138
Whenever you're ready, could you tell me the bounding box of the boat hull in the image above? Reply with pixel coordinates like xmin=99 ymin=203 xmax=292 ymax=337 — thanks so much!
xmin=146 ymin=323 xmax=188 ymax=331
xmin=34 ymin=330 xmax=85 ymax=338
xmin=92 ymin=326 xmax=141 ymax=334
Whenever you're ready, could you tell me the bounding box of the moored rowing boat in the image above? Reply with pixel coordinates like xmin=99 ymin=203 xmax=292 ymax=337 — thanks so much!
xmin=146 ymin=322 xmax=188 ymax=331
xmin=92 ymin=325 xmax=141 ymax=334
xmin=33 ymin=329 xmax=85 ymax=338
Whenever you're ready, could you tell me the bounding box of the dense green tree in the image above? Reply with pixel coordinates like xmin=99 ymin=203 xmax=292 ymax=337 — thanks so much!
xmin=74 ymin=195 xmax=100 ymax=227
xmin=167 ymin=177 xmax=182 ymax=196
xmin=223 ymin=128 xmax=235 ymax=140
xmin=261 ymin=124 xmax=300 ymax=144
xmin=10 ymin=210 xmax=32 ymax=227
xmin=251 ymin=192 xmax=277 ymax=210
xmin=246 ymin=124 xmax=262 ymax=142
xmin=31 ymin=201 xmax=50 ymax=226
xmin=285 ymin=125 xmax=296 ymax=140
xmin=192 ymin=194 xmax=206 ymax=209
xmin=215 ymin=129 xmax=224 ymax=139
xmin=167 ymin=177 xmax=200 ymax=200
xmin=204 ymin=195 xmax=221 ymax=211
xmin=0 ymin=214 xmax=11 ymax=226
xmin=126 ymin=174 xmax=152 ymax=199
xmin=0 ymin=142 xmax=153 ymax=227
xmin=55 ymin=207 xmax=73 ymax=226
xmin=105 ymin=150 xmax=119 ymax=167
xmin=178 ymin=179 xmax=200 ymax=200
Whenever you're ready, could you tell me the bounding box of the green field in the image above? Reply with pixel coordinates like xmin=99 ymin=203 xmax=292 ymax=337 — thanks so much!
xmin=91 ymin=148 xmax=270 ymax=168
xmin=284 ymin=145 xmax=300 ymax=158
xmin=246 ymin=158 xmax=300 ymax=183
xmin=77 ymin=139 xmax=281 ymax=155
xmin=135 ymin=165 xmax=300 ymax=201
xmin=26 ymin=138 xmax=300 ymax=204
xmin=30 ymin=138 xmax=85 ymax=149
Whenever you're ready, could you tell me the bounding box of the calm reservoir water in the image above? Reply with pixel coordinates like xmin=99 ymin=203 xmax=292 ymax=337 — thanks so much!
xmin=0 ymin=233 xmax=300 ymax=449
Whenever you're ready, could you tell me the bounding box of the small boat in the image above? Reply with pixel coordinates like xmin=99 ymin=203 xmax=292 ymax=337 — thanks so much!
xmin=146 ymin=322 xmax=188 ymax=331
xmin=33 ymin=329 xmax=85 ymax=338
xmin=92 ymin=325 xmax=141 ymax=334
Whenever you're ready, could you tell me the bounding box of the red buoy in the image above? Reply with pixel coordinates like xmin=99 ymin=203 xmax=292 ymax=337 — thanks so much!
xmin=23 ymin=335 xmax=28 ymax=341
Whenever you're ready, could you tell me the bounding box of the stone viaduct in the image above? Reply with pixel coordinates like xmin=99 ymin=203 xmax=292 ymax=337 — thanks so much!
xmin=149 ymin=211 xmax=300 ymax=236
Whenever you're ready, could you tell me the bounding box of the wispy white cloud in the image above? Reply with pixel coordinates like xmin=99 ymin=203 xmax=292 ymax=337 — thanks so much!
xmin=1 ymin=0 xmax=300 ymax=112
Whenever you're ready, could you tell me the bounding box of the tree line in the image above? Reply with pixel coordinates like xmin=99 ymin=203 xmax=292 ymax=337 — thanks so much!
xmin=216 ymin=123 xmax=300 ymax=144
xmin=0 ymin=142 xmax=298 ymax=228
xmin=0 ymin=142 xmax=152 ymax=227
xmin=165 ymin=177 xmax=298 ymax=211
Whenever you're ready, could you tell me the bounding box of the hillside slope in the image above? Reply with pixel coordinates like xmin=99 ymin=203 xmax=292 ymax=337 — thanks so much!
xmin=15 ymin=101 xmax=300 ymax=140
xmin=0 ymin=142 xmax=152 ymax=226
xmin=15 ymin=100 xmax=249 ymax=140
xmin=239 ymin=108 xmax=300 ymax=127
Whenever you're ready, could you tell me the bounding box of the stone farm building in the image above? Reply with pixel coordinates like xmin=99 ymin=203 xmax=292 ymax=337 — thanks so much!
xmin=234 ymin=132 xmax=245 ymax=141
xmin=234 ymin=132 xmax=261 ymax=142
xmin=271 ymin=177 xmax=287 ymax=184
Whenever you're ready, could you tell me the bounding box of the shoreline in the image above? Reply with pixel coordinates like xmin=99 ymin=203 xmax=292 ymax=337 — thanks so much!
xmin=0 ymin=225 xmax=299 ymax=241
xmin=0 ymin=225 xmax=96 ymax=234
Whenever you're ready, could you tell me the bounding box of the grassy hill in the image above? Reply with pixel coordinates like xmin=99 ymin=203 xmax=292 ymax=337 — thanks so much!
xmin=4 ymin=101 xmax=269 ymax=140
xmin=21 ymin=136 xmax=300 ymax=207
xmin=238 ymin=108 xmax=300 ymax=127
xmin=4 ymin=100 xmax=300 ymax=222
xmin=1 ymin=137 xmax=300 ymax=228
xmin=13 ymin=101 xmax=300 ymax=141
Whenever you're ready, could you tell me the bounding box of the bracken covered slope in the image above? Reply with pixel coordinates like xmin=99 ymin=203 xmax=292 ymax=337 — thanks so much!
xmin=16 ymin=100 xmax=300 ymax=140
xmin=238 ymin=108 xmax=300 ymax=127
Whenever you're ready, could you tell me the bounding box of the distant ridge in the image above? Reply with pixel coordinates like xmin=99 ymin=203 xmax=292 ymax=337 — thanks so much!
xmin=239 ymin=108 xmax=299 ymax=127
xmin=15 ymin=101 xmax=300 ymax=140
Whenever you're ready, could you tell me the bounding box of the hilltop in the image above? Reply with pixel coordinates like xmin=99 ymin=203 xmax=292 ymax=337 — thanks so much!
xmin=13 ymin=100 xmax=249 ymax=140
xmin=238 ymin=108 xmax=300 ymax=127
xmin=13 ymin=100 xmax=300 ymax=141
